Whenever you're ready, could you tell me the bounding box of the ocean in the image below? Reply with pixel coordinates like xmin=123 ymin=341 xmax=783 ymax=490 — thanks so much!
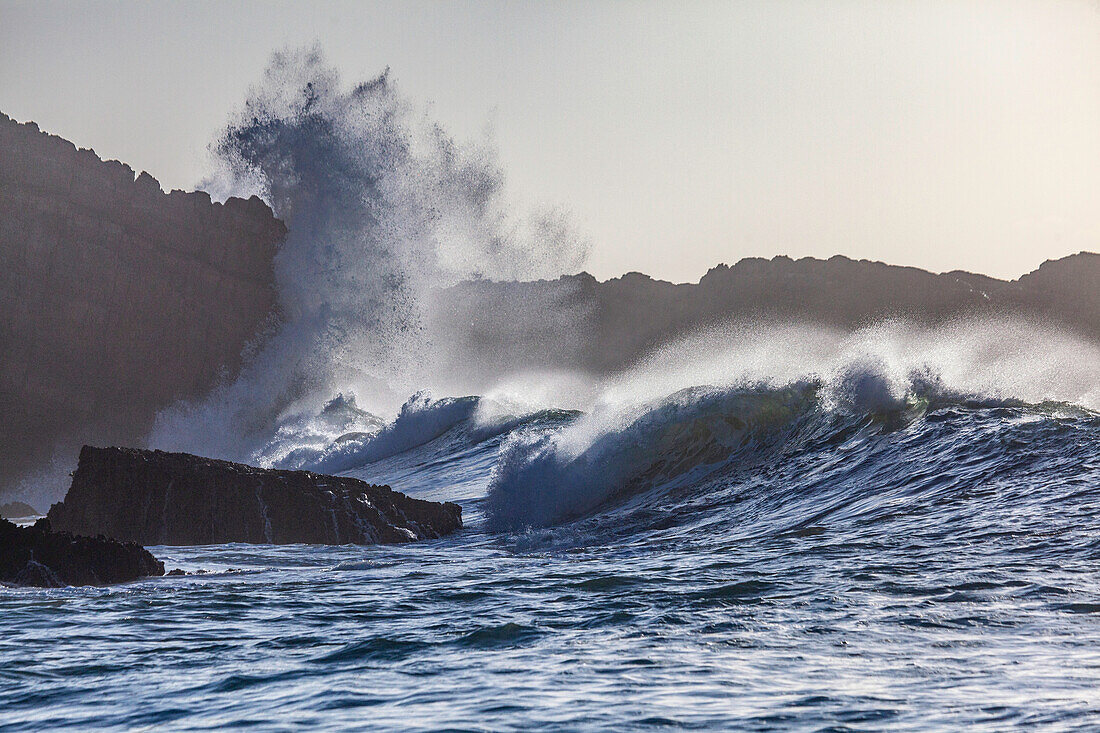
xmin=3 ymin=382 xmax=1100 ymax=730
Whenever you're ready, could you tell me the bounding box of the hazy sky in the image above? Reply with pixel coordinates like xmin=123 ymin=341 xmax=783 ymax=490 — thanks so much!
xmin=2 ymin=0 xmax=1098 ymax=282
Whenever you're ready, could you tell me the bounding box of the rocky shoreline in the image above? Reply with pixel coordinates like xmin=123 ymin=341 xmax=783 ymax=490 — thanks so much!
xmin=0 ymin=445 xmax=464 ymax=587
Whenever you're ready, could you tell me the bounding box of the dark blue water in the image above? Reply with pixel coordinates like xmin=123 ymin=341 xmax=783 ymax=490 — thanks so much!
xmin=3 ymin=388 xmax=1100 ymax=730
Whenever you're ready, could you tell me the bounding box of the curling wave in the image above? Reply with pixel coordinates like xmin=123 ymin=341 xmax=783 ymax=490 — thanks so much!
xmin=483 ymin=368 xmax=1098 ymax=535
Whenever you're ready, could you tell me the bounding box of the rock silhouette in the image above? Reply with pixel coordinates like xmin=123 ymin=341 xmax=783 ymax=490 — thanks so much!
xmin=47 ymin=446 xmax=462 ymax=546
xmin=0 ymin=517 xmax=164 ymax=587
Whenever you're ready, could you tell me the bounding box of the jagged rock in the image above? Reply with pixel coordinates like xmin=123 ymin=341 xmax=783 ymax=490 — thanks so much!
xmin=0 ymin=501 xmax=38 ymax=519
xmin=47 ymin=446 xmax=463 ymax=546
xmin=0 ymin=517 xmax=164 ymax=587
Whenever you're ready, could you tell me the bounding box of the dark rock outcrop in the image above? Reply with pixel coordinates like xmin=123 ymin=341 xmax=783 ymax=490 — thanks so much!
xmin=0 ymin=501 xmax=38 ymax=519
xmin=0 ymin=112 xmax=286 ymax=498
xmin=48 ymin=446 xmax=462 ymax=546
xmin=0 ymin=517 xmax=164 ymax=587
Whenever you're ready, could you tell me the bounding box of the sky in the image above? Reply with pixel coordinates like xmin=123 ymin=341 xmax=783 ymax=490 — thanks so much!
xmin=1 ymin=0 xmax=1098 ymax=283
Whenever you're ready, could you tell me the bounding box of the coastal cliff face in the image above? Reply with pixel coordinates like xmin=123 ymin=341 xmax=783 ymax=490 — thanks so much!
xmin=430 ymin=252 xmax=1100 ymax=378
xmin=0 ymin=112 xmax=286 ymax=497
xmin=48 ymin=446 xmax=463 ymax=546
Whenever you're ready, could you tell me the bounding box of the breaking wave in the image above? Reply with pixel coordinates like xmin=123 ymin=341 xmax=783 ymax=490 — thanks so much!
xmin=260 ymin=390 xmax=572 ymax=481
xmin=483 ymin=377 xmax=1096 ymax=534
xmin=216 ymin=315 xmax=1100 ymax=539
xmin=482 ymin=320 xmax=1100 ymax=532
xmin=147 ymin=46 xmax=588 ymax=462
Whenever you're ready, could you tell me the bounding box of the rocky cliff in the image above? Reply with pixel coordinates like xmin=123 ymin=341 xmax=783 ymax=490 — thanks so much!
xmin=430 ymin=252 xmax=1100 ymax=378
xmin=48 ymin=446 xmax=462 ymax=545
xmin=0 ymin=112 xmax=286 ymax=498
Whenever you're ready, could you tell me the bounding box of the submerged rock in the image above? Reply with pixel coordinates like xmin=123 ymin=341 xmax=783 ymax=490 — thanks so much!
xmin=0 ymin=517 xmax=164 ymax=587
xmin=48 ymin=446 xmax=462 ymax=546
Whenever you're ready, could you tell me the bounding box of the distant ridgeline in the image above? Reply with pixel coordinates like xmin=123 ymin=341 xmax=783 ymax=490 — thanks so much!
xmin=432 ymin=252 xmax=1100 ymax=377
xmin=0 ymin=112 xmax=286 ymax=497
xmin=1 ymin=111 xmax=1097 ymax=497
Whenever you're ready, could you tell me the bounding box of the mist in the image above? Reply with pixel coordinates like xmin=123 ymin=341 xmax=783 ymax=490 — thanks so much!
xmin=146 ymin=47 xmax=589 ymax=463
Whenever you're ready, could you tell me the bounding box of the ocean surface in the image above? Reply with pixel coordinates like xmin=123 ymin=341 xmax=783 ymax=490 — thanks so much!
xmin=3 ymin=384 xmax=1100 ymax=731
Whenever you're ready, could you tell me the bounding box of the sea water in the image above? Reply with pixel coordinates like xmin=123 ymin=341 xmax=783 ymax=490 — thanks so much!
xmin=3 ymin=387 xmax=1100 ymax=730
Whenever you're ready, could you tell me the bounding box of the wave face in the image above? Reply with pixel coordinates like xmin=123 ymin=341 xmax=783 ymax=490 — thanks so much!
xmin=475 ymin=318 xmax=1099 ymax=533
xmin=486 ymin=381 xmax=1098 ymax=544
xmin=485 ymin=383 xmax=820 ymax=531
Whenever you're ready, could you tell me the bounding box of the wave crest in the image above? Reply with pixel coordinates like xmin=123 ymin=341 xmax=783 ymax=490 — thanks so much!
xmin=484 ymin=383 xmax=823 ymax=531
xmin=483 ymin=349 xmax=1098 ymax=533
